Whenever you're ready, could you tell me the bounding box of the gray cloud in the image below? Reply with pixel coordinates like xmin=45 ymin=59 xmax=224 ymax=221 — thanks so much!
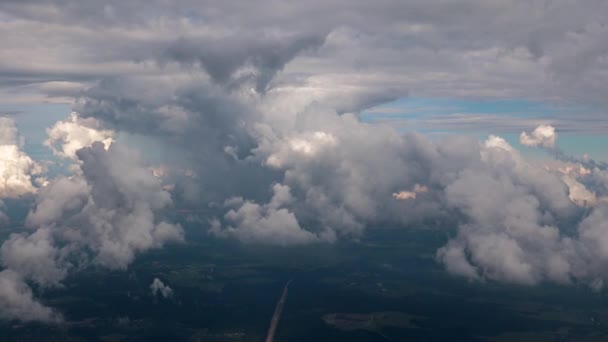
xmin=162 ymin=32 xmax=327 ymax=93
xmin=1 ymin=227 xmax=66 ymax=287
xmin=0 ymin=200 xmax=8 ymax=224
xmin=211 ymin=184 xmax=329 ymax=246
xmin=0 ymin=270 xmax=62 ymax=323
xmin=150 ymin=278 xmax=174 ymax=299
xmin=435 ymin=136 xmax=608 ymax=287
xmin=2 ymin=2 xmax=608 ymax=323
xmin=0 ymin=139 xmax=183 ymax=321
xmin=1 ymin=1 xmax=607 ymax=112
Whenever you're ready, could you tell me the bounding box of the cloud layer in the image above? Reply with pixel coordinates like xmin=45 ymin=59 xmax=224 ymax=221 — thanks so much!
xmin=2 ymin=1 xmax=608 ymax=112
xmin=1 ymin=0 xmax=608 ymax=323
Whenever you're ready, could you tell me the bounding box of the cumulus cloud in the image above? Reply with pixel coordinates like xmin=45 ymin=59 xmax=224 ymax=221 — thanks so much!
xmin=520 ymin=125 xmax=607 ymax=208
xmin=211 ymin=184 xmax=328 ymax=246
xmin=436 ymin=137 xmax=575 ymax=284
xmin=45 ymin=112 xmax=114 ymax=159
xmin=150 ymin=278 xmax=173 ymax=299
xmin=2 ymin=2 xmax=608 ymax=317
xmin=251 ymin=109 xmax=449 ymax=239
xmin=26 ymin=142 xmax=184 ymax=270
xmin=520 ymin=124 xmax=557 ymax=148
xmin=0 ymin=270 xmax=62 ymax=323
xmin=1 ymin=228 xmax=66 ymax=287
xmin=0 ymin=117 xmax=43 ymax=198
xmin=0 ymin=140 xmax=183 ymax=321
xmin=562 ymin=175 xmax=597 ymax=207
xmin=18 ymin=63 xmax=607 ymax=295
xmin=434 ymin=136 xmax=608 ymax=288
xmin=265 ymin=131 xmax=338 ymax=168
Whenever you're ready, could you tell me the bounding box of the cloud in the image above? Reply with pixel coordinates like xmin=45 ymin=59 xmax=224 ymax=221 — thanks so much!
xmin=265 ymin=131 xmax=338 ymax=168
xmin=45 ymin=112 xmax=114 ymax=159
xmin=393 ymin=184 xmax=428 ymax=200
xmin=0 ymin=270 xmax=62 ymax=323
xmin=436 ymin=137 xmax=574 ymax=284
xmin=251 ymin=107 xmax=452 ymax=240
xmin=1 ymin=227 xmax=66 ymax=287
xmin=211 ymin=184 xmax=328 ymax=246
xmin=0 ymin=200 xmax=8 ymax=224
xmin=150 ymin=278 xmax=173 ymax=299
xmin=163 ymin=32 xmax=327 ymax=92
xmin=520 ymin=124 xmax=557 ymax=148
xmin=36 ymin=142 xmax=184 ymax=270
xmin=3 ymin=2 xmax=608 ymax=311
xmin=519 ymin=125 xmax=608 ymax=208
xmin=435 ymin=136 xmax=608 ymax=287
xmin=562 ymin=175 xmax=597 ymax=207
xmin=17 ymin=59 xmax=608 ymax=294
xmin=0 ymin=140 xmax=183 ymax=321
xmin=2 ymin=1 xmax=608 ymax=115
xmin=0 ymin=117 xmax=43 ymax=198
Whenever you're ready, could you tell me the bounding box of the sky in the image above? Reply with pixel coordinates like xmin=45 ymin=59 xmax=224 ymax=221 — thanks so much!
xmin=1 ymin=0 xmax=608 ymax=323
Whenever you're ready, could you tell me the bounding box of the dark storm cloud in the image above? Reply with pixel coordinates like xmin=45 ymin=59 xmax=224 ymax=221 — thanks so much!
xmin=162 ymin=32 xmax=327 ymax=92
xmin=1 ymin=0 xmax=607 ymax=110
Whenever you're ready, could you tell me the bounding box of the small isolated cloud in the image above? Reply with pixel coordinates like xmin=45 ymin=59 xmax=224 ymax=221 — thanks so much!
xmin=520 ymin=124 xmax=557 ymax=148
xmin=150 ymin=278 xmax=173 ymax=299
xmin=393 ymin=184 xmax=428 ymax=200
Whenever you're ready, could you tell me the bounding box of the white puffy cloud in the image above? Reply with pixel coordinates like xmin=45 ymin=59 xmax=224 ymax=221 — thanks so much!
xmin=393 ymin=184 xmax=428 ymax=201
xmin=0 ymin=117 xmax=43 ymax=198
xmin=562 ymin=175 xmax=597 ymax=207
xmin=45 ymin=112 xmax=114 ymax=159
xmin=265 ymin=131 xmax=338 ymax=168
xmin=150 ymin=278 xmax=173 ymax=299
xmin=211 ymin=184 xmax=328 ymax=246
xmin=520 ymin=124 xmax=557 ymax=148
